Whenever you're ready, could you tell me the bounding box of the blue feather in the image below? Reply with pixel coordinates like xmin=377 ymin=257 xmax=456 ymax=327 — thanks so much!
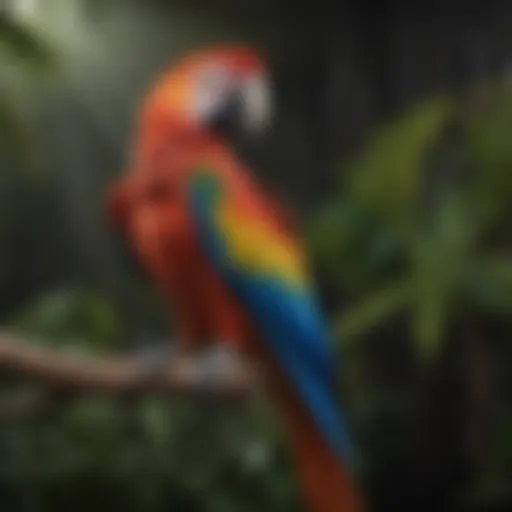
xmin=188 ymin=170 xmax=355 ymax=467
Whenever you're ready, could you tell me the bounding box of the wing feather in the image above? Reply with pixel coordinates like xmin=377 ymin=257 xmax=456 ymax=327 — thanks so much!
xmin=187 ymin=168 xmax=355 ymax=465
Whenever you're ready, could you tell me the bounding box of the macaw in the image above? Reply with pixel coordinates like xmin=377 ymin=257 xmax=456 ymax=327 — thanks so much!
xmin=106 ymin=45 xmax=364 ymax=512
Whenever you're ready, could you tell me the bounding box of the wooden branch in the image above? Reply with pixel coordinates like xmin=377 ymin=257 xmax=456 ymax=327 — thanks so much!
xmin=0 ymin=331 xmax=257 ymax=401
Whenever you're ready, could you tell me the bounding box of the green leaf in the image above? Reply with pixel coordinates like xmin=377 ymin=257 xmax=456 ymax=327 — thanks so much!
xmin=0 ymin=13 xmax=55 ymax=72
xmin=409 ymin=194 xmax=476 ymax=361
xmin=334 ymin=279 xmax=412 ymax=346
xmin=140 ymin=399 xmax=170 ymax=447
xmin=464 ymin=84 xmax=512 ymax=225
xmin=465 ymin=84 xmax=512 ymax=175
xmin=12 ymin=289 xmax=121 ymax=350
xmin=0 ymin=15 xmax=56 ymax=166
xmin=308 ymin=198 xmax=404 ymax=292
xmin=467 ymin=256 xmax=512 ymax=315
xmin=347 ymin=96 xmax=453 ymax=230
xmin=308 ymin=200 xmax=377 ymax=283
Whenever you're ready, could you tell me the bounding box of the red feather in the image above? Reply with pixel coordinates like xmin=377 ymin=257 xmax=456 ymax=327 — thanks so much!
xmin=106 ymin=46 xmax=365 ymax=511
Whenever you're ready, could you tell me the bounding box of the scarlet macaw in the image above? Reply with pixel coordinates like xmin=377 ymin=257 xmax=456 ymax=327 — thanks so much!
xmin=107 ymin=45 xmax=364 ymax=512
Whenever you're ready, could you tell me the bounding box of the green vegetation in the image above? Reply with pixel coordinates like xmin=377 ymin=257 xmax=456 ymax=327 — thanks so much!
xmin=309 ymin=83 xmax=512 ymax=510
xmin=0 ymin=11 xmax=54 ymax=160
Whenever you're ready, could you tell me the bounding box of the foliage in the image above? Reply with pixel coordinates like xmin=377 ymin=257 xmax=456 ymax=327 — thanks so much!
xmin=0 ymin=10 xmax=55 ymax=161
xmin=0 ymin=289 xmax=301 ymax=511
xmin=0 ymin=13 xmax=55 ymax=71
xmin=310 ymin=84 xmax=512 ymax=362
xmin=13 ymin=288 xmax=121 ymax=351
xmin=309 ymin=82 xmax=512 ymax=509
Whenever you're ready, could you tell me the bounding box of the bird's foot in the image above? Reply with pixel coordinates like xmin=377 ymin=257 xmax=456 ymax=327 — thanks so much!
xmin=194 ymin=344 xmax=245 ymax=391
xmin=132 ymin=341 xmax=178 ymax=383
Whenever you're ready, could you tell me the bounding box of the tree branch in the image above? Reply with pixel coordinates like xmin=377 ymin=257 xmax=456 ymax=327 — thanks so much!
xmin=0 ymin=331 xmax=256 ymax=404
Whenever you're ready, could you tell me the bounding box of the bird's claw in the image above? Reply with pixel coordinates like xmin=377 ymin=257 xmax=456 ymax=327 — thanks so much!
xmin=133 ymin=341 xmax=178 ymax=381
xmin=195 ymin=345 xmax=241 ymax=390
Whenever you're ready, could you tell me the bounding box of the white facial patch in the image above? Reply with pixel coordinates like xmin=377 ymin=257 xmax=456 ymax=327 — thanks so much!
xmin=192 ymin=64 xmax=273 ymax=134
xmin=193 ymin=64 xmax=235 ymax=123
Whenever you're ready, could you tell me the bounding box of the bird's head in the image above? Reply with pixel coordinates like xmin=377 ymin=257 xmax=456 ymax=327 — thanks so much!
xmin=108 ymin=45 xmax=272 ymax=231
xmin=138 ymin=44 xmax=273 ymax=145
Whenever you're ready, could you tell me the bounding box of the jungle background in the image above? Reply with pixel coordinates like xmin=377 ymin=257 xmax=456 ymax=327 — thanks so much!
xmin=0 ymin=0 xmax=511 ymax=510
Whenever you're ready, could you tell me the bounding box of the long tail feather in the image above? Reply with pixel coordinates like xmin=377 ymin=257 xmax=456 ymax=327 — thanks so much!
xmin=273 ymin=375 xmax=365 ymax=512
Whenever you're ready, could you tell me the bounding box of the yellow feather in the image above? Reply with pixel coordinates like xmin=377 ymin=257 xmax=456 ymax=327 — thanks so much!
xmin=215 ymin=200 xmax=309 ymax=289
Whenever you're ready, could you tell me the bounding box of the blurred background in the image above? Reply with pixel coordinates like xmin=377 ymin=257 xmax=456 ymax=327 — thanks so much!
xmin=1 ymin=0 xmax=512 ymax=510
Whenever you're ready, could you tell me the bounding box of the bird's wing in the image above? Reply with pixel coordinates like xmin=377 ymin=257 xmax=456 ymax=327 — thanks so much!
xmin=186 ymin=166 xmax=354 ymax=465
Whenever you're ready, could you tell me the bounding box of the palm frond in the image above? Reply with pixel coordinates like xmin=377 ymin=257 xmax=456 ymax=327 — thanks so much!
xmin=334 ymin=279 xmax=412 ymax=347
xmin=346 ymin=97 xmax=453 ymax=233
xmin=0 ymin=12 xmax=55 ymax=72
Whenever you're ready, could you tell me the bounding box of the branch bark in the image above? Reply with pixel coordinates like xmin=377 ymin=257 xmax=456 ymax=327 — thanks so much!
xmin=0 ymin=331 xmax=256 ymax=409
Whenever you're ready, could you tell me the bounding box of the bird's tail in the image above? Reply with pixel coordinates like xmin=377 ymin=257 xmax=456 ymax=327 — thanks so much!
xmin=274 ymin=379 xmax=365 ymax=512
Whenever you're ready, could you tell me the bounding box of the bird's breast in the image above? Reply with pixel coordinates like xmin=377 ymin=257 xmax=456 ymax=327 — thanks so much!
xmin=129 ymin=200 xmax=199 ymax=282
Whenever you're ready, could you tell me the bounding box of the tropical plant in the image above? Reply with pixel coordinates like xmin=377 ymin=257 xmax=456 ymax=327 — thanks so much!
xmin=310 ymin=81 xmax=512 ymax=362
xmin=308 ymin=79 xmax=512 ymax=509
xmin=0 ymin=9 xmax=55 ymax=158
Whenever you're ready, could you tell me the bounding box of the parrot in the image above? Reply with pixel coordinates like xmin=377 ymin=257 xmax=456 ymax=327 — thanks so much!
xmin=106 ymin=45 xmax=364 ymax=512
